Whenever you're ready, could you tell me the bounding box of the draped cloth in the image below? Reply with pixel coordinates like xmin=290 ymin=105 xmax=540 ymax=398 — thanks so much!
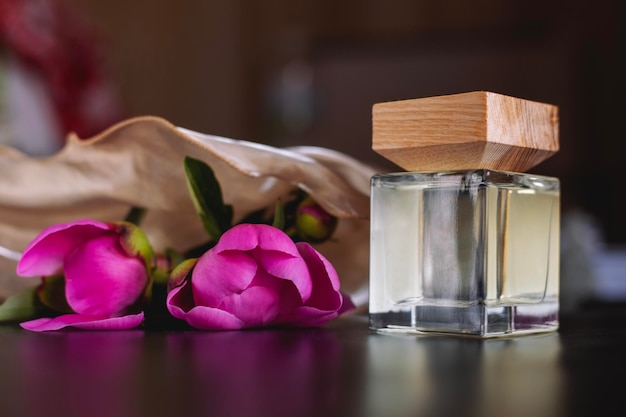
xmin=0 ymin=116 xmax=374 ymax=306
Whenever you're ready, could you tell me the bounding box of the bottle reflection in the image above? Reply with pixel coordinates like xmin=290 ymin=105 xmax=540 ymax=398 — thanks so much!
xmin=365 ymin=333 xmax=563 ymax=417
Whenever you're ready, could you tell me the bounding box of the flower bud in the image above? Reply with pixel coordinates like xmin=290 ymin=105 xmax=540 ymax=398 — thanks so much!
xmin=113 ymin=221 xmax=155 ymax=270
xmin=166 ymin=223 xmax=354 ymax=330
xmin=167 ymin=258 xmax=197 ymax=292
xmin=295 ymin=197 xmax=337 ymax=243
xmin=16 ymin=219 xmax=151 ymax=331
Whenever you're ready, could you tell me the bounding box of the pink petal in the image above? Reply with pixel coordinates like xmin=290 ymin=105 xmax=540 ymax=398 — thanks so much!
xmin=166 ymin=279 xmax=195 ymax=313
xmin=338 ymin=292 xmax=356 ymax=314
xmin=280 ymin=306 xmax=340 ymax=327
xmin=273 ymin=244 xmax=354 ymax=327
xmin=64 ymin=234 xmax=148 ymax=316
xmin=182 ymin=306 xmax=245 ymax=330
xmin=20 ymin=312 xmax=144 ymax=332
xmin=296 ymin=242 xmax=342 ymax=310
xmin=215 ymin=224 xmax=299 ymax=255
xmin=73 ymin=313 xmax=144 ymax=330
xmin=254 ymin=249 xmax=312 ymax=302
xmin=219 ymin=284 xmax=281 ymax=327
xmin=167 ymin=280 xmax=244 ymax=330
xmin=215 ymin=224 xmax=312 ymax=299
xmin=17 ymin=220 xmax=111 ymax=277
xmin=192 ymin=249 xmax=258 ymax=307
xmin=278 ymin=292 xmax=355 ymax=327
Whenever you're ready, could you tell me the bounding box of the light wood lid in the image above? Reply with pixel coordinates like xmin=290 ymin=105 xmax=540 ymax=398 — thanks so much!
xmin=372 ymin=91 xmax=559 ymax=172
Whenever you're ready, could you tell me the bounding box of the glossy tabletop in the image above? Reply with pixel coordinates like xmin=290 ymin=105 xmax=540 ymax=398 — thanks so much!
xmin=1 ymin=304 xmax=625 ymax=417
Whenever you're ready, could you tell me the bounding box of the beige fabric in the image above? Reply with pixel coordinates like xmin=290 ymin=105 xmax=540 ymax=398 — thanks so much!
xmin=0 ymin=116 xmax=374 ymax=304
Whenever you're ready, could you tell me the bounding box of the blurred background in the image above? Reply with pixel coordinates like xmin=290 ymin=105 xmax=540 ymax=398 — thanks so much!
xmin=1 ymin=0 xmax=624 ymax=311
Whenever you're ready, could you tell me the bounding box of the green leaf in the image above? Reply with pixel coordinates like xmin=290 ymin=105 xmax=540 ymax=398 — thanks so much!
xmin=272 ymin=199 xmax=285 ymax=230
xmin=184 ymin=156 xmax=233 ymax=240
xmin=0 ymin=286 xmax=39 ymax=323
xmin=38 ymin=275 xmax=73 ymax=313
xmin=124 ymin=206 xmax=146 ymax=226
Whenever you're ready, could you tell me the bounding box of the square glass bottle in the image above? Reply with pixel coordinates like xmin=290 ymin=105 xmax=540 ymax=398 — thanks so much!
xmin=369 ymin=91 xmax=561 ymax=337
xmin=369 ymin=169 xmax=560 ymax=337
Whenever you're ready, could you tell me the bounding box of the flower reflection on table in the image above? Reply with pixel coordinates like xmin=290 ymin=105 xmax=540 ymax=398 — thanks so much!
xmin=10 ymin=327 xmax=342 ymax=417
xmin=14 ymin=330 xmax=145 ymax=417
xmin=165 ymin=329 xmax=342 ymax=416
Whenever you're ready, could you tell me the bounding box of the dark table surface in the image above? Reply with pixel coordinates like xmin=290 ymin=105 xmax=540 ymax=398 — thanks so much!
xmin=1 ymin=303 xmax=625 ymax=417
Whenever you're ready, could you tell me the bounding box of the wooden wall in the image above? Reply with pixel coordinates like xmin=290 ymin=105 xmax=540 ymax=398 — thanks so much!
xmin=65 ymin=0 xmax=626 ymax=243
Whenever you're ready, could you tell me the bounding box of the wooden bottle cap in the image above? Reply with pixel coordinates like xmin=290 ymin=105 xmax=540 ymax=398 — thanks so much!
xmin=372 ymin=91 xmax=559 ymax=172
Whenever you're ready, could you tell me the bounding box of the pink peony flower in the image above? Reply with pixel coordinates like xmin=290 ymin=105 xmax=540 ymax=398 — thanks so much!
xmin=16 ymin=219 xmax=152 ymax=331
xmin=166 ymin=223 xmax=354 ymax=330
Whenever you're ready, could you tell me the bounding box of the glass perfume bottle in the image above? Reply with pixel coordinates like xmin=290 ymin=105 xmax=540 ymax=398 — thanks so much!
xmin=369 ymin=91 xmax=560 ymax=337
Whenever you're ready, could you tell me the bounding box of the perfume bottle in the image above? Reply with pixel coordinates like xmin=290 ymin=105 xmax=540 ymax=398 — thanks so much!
xmin=368 ymin=91 xmax=560 ymax=337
